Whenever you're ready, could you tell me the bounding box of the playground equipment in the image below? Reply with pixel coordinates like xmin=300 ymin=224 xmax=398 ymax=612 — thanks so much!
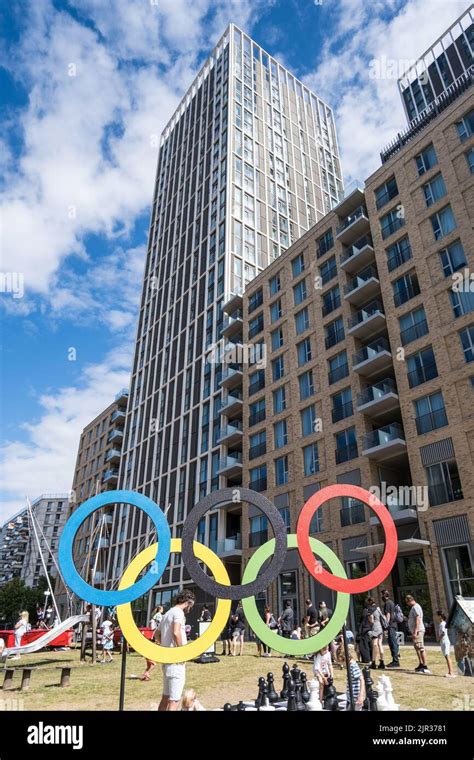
xmin=1 ymin=615 xmax=89 ymax=660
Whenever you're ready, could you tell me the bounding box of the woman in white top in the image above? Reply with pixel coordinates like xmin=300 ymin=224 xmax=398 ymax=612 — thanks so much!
xmin=436 ymin=611 xmax=455 ymax=678
xmin=12 ymin=611 xmax=30 ymax=659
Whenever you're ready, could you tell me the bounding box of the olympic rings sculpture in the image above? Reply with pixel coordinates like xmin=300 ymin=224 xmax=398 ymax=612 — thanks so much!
xmin=58 ymin=484 xmax=398 ymax=662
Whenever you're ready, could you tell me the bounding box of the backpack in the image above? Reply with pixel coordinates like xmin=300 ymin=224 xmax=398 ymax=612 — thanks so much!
xmin=378 ymin=608 xmax=389 ymax=631
xmin=393 ymin=604 xmax=404 ymax=624
xmin=268 ymin=614 xmax=278 ymax=630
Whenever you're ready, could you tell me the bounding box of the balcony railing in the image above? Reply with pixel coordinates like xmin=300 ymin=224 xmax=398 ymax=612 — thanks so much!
xmin=105 ymin=449 xmax=121 ymax=462
xmin=415 ymin=408 xmax=448 ymax=435
xmin=328 ymin=363 xmax=349 ymax=385
xmin=353 ymin=337 xmax=391 ymax=366
xmin=249 ymin=442 xmax=267 ymax=459
xmin=249 ymin=529 xmax=269 ymax=548
xmin=325 ymin=327 xmax=345 ymax=349
xmin=340 ymin=503 xmax=365 ymax=526
xmin=393 ymin=280 xmax=420 ymax=307
xmin=322 ymin=293 xmax=341 ymax=316
xmin=249 ymin=409 xmax=266 ymax=426
xmin=249 ymin=377 xmax=265 ymax=395
xmin=357 ymin=378 xmax=397 ymax=406
xmin=344 ymin=266 xmax=379 ymax=296
xmin=331 ymin=400 xmax=354 ymax=423
xmin=387 ymin=243 xmax=412 ymax=272
xmin=428 ymin=479 xmax=463 ymax=506
xmin=341 ymin=235 xmax=374 ymax=265
xmin=400 ymin=319 xmax=429 ymax=346
xmin=381 ymin=216 xmax=405 ymax=240
xmin=111 ymin=409 xmax=126 ymax=423
xmin=217 ymin=535 xmax=242 ymax=554
xmin=335 ymin=443 xmax=358 ymax=464
xmin=336 ymin=205 xmax=368 ymax=236
xmin=348 ymin=300 xmax=384 ymax=329
xmin=249 ymin=477 xmax=267 ymax=492
xmin=407 ymin=361 xmax=438 ymax=388
xmin=362 ymin=423 xmax=405 ymax=450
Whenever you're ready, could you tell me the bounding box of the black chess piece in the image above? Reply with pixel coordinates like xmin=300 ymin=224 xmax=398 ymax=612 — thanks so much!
xmin=286 ymin=681 xmax=297 ymax=712
xmin=300 ymin=671 xmax=310 ymax=703
xmin=255 ymin=675 xmax=266 ymax=708
xmin=292 ymin=665 xmax=305 ymax=709
xmin=291 ymin=663 xmax=301 ymax=684
xmin=266 ymin=672 xmax=279 ymax=704
xmin=363 ymin=666 xmax=378 ymax=711
xmin=223 ymin=703 xmax=233 ymax=712
xmin=323 ymin=677 xmax=339 ymax=711
xmin=237 ymin=701 xmax=246 ymax=712
xmin=280 ymin=662 xmax=291 ymax=700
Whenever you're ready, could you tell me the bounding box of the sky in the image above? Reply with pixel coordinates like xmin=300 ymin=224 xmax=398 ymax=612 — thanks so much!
xmin=0 ymin=0 xmax=469 ymax=522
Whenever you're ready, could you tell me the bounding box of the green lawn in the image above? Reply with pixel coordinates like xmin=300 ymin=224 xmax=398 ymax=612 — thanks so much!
xmin=1 ymin=645 xmax=472 ymax=711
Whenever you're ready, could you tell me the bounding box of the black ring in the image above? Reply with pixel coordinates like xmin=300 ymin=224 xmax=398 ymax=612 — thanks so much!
xmin=181 ymin=488 xmax=287 ymax=601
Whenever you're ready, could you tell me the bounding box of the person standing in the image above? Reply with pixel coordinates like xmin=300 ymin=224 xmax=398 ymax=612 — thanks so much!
xmin=100 ymin=617 xmax=114 ymax=663
xmin=358 ymin=599 xmax=373 ymax=665
xmin=436 ymin=611 xmax=456 ymax=678
xmin=278 ymin=601 xmax=294 ymax=639
xmin=230 ymin=601 xmax=246 ymax=656
xmin=318 ymin=601 xmax=333 ymax=629
xmin=11 ymin=611 xmax=30 ymax=659
xmin=382 ymin=590 xmax=400 ymax=668
xmin=406 ymin=594 xmax=430 ymax=674
xmin=198 ymin=605 xmax=212 ymax=623
xmin=155 ymin=589 xmax=195 ymax=710
xmin=306 ymin=599 xmax=319 ymax=637
xmin=366 ymin=596 xmax=386 ymax=670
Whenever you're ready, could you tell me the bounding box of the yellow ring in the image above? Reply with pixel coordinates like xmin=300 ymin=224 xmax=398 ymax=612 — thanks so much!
xmin=116 ymin=538 xmax=231 ymax=663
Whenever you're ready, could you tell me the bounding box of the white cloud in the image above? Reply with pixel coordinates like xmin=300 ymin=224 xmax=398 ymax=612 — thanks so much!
xmin=0 ymin=348 xmax=133 ymax=524
xmin=304 ymin=0 xmax=469 ymax=182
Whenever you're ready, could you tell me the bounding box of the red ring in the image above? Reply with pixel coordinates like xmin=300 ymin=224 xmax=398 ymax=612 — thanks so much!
xmin=296 ymin=484 xmax=398 ymax=593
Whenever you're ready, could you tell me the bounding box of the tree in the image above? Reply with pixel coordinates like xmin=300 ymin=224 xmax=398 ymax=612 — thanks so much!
xmin=0 ymin=575 xmax=51 ymax=628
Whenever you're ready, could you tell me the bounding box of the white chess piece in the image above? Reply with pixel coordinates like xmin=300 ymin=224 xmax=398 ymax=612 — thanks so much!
xmin=259 ymin=696 xmax=276 ymax=712
xmin=378 ymin=675 xmax=399 ymax=711
xmin=376 ymin=680 xmax=389 ymax=711
xmin=307 ymin=679 xmax=323 ymax=711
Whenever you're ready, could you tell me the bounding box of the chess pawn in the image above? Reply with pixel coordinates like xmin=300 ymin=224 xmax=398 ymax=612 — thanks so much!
xmin=291 ymin=663 xmax=301 ymax=685
xmin=307 ymin=679 xmax=323 ymax=711
xmin=323 ymin=680 xmax=339 ymax=711
xmin=255 ymin=676 xmax=266 ymax=708
xmin=223 ymin=703 xmax=233 ymax=712
xmin=259 ymin=695 xmax=276 ymax=712
xmin=281 ymin=662 xmax=291 ymax=700
xmin=376 ymin=680 xmax=388 ymax=711
xmin=266 ymin=672 xmax=279 ymax=704
xmin=237 ymin=701 xmax=246 ymax=711
xmin=300 ymin=672 xmax=310 ymax=703
xmin=363 ymin=666 xmax=378 ymax=712
xmin=287 ymin=683 xmax=297 ymax=712
xmin=381 ymin=675 xmax=399 ymax=711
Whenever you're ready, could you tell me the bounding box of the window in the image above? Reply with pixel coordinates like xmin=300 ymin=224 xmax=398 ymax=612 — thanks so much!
xmin=249 ymin=397 xmax=266 ymax=426
xmin=416 ymin=144 xmax=438 ymax=176
xmin=317 ymin=229 xmax=334 ymax=257
xmin=295 ymin=307 xmax=310 ymax=334
xmin=248 ymin=288 xmax=263 ymax=313
xmin=273 ymin=385 xmax=287 ymax=414
xmin=310 ymin=509 xmax=323 ymax=533
xmin=269 ymin=273 xmax=281 ymax=295
xmin=423 ymin=173 xmax=446 ymax=207
xmin=375 ymin=176 xmax=398 ymax=209
xmin=272 ymin=355 xmax=285 ymax=381
xmin=466 ymin=147 xmax=474 ymax=174
xmin=407 ymin=346 xmax=438 ymax=387
xmin=249 ymin=369 xmax=265 ymax=395
xmin=249 ymin=430 xmax=266 ymax=459
xmin=439 ymin=240 xmax=466 ymax=277
xmin=274 ymin=419 xmax=288 ymax=448
xmin=291 ymin=253 xmax=305 ymax=277
xmin=249 ymin=312 xmax=264 ymax=338
xmin=319 ymin=255 xmax=337 ymax=285
xmin=386 ymin=236 xmax=412 ymax=272
xmin=270 ymin=299 xmax=283 ymax=323
xmin=303 ymin=443 xmax=319 ymax=476
xmin=249 ymin=513 xmax=268 ymax=546
xmin=331 ymin=387 xmax=353 ymax=423
xmin=293 ymin=278 xmax=307 ymax=306
xmin=456 ymin=110 xmax=474 ymax=142
xmin=271 ymin=327 xmax=284 ymax=351
xmin=249 ymin=464 xmax=267 ymax=493
xmin=450 ymin=288 xmax=474 ymax=318
xmin=335 ymin=427 xmax=358 ymax=464
xmin=431 ymin=206 xmax=456 ymax=241
xmin=297 ymin=337 xmax=312 ymax=367
xmin=426 ymin=460 xmax=463 ymax=506
xmin=322 ymin=285 xmax=340 ymax=316
xmin=392 ymin=271 xmax=420 ymax=307
xmin=328 ymin=350 xmax=348 ymax=384
xmin=298 ymin=370 xmax=314 ymax=400
xmin=443 ymin=545 xmax=474 ymax=599
xmin=340 ymin=497 xmax=365 ymax=526
xmin=459 ymin=325 xmax=474 ymax=363
xmin=399 ymin=306 xmax=428 ymax=346
xmin=325 ymin=316 xmax=344 ymax=349
xmin=279 ymin=507 xmax=291 ymax=533
xmin=301 ymin=405 xmax=317 ymax=437
xmin=275 ymin=455 xmax=289 ymax=485
xmin=380 ymin=207 xmax=404 ymax=240
xmin=414 ymin=391 xmax=448 ymax=434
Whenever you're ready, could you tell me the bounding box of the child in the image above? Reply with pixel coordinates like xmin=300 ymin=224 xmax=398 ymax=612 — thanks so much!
xmin=181 ymin=689 xmax=205 ymax=711
xmin=313 ymin=646 xmax=334 ymax=702
xmin=290 ymin=624 xmax=302 ymax=640
xmin=337 ymin=643 xmax=366 ymax=711
xmin=436 ymin=611 xmax=456 ymax=678
xmin=100 ymin=618 xmax=114 ymax=663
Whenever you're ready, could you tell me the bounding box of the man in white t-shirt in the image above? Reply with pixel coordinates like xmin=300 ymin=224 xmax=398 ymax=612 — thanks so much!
xmin=406 ymin=594 xmax=430 ymax=674
xmin=155 ymin=590 xmax=195 ymax=711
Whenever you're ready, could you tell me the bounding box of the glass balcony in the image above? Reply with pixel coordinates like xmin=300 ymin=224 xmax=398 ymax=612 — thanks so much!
xmin=415 ymin=408 xmax=448 ymax=435
xmin=108 ymin=428 xmax=124 ymax=443
xmin=393 ymin=280 xmax=420 ymax=307
xmin=217 ymin=454 xmax=243 ymax=477
xmin=249 ymin=442 xmax=267 ymax=459
xmin=407 ymin=361 xmax=438 ymax=388
xmin=217 ymin=423 xmax=243 ymax=445
xmin=362 ymin=424 xmax=406 ymax=460
xmin=370 ymin=496 xmax=418 ymax=525
xmin=249 ymin=409 xmax=266 ymax=426
xmin=103 ymin=468 xmax=119 ymax=484
xmin=221 ymin=366 xmax=243 ymax=389
xmin=248 ymin=376 xmax=265 ymax=395
xmin=222 ymin=311 xmax=243 ymax=339
xmin=216 ymin=535 xmax=242 ymax=556
xmin=344 ymin=266 xmax=380 ymax=305
xmin=331 ymin=400 xmax=354 ymax=423
xmin=249 ymin=529 xmax=268 ymax=547
xmin=105 ymin=449 xmax=121 ymax=463
xmin=340 ymin=235 xmax=375 ymax=272
xmin=336 ymin=205 xmax=370 ymax=244
xmin=325 ymin=327 xmax=345 ymax=349
xmin=400 ymin=319 xmax=429 ymax=346
xmin=347 ymin=300 xmax=385 ymax=338
xmin=221 ymin=391 xmax=243 ymax=415
xmin=352 ymin=337 xmax=392 ymax=376
xmin=328 ymin=363 xmax=349 ymax=385
xmin=249 ymin=477 xmax=267 ymax=493
xmin=357 ymin=378 xmax=399 ymax=415
xmin=111 ymin=408 xmax=126 ymax=423
xmin=115 ymin=388 xmax=129 ymax=404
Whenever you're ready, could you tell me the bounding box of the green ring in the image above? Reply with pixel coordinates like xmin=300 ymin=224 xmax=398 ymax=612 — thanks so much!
xmin=242 ymin=534 xmax=350 ymax=655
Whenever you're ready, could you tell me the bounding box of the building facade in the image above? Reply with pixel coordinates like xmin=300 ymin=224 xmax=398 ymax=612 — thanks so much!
xmin=107 ymin=24 xmax=343 ymax=620
xmin=0 ymin=508 xmax=28 ymax=587
xmin=239 ymin=76 xmax=474 ymax=630
xmin=55 ymin=389 xmax=129 ymax=618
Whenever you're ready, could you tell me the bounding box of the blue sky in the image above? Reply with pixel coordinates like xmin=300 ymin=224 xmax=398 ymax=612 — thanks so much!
xmin=0 ymin=0 xmax=469 ymax=521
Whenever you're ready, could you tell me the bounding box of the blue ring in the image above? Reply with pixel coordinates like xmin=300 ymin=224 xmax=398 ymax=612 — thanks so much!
xmin=59 ymin=490 xmax=171 ymax=606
